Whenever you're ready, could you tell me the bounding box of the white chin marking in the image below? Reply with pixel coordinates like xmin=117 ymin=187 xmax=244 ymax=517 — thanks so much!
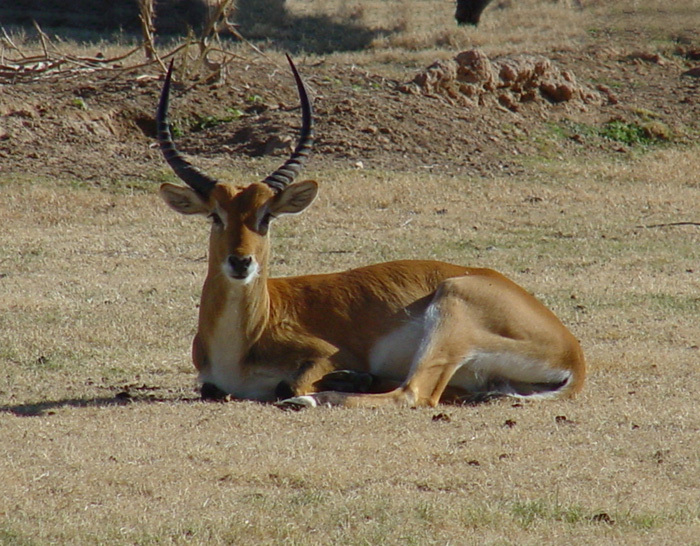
xmin=241 ymin=262 xmax=259 ymax=285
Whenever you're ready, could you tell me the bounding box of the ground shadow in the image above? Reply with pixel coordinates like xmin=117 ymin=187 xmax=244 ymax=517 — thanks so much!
xmin=0 ymin=0 xmax=210 ymax=34
xmin=234 ymin=0 xmax=400 ymax=54
xmin=0 ymin=392 xmax=200 ymax=417
xmin=2 ymin=0 xmax=399 ymax=54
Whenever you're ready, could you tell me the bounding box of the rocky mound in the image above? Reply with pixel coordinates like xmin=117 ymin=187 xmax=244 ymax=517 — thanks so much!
xmin=400 ymin=49 xmax=603 ymax=111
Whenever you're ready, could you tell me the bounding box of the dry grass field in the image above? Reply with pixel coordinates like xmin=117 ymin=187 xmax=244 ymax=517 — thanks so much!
xmin=1 ymin=0 xmax=699 ymax=544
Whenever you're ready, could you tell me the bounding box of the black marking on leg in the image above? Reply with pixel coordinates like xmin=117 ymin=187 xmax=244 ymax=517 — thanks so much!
xmin=316 ymin=370 xmax=375 ymax=393
xmin=507 ymin=378 xmax=570 ymax=396
xmin=275 ymin=380 xmax=294 ymax=401
xmin=457 ymin=391 xmax=508 ymax=406
xmin=312 ymin=391 xmax=351 ymax=407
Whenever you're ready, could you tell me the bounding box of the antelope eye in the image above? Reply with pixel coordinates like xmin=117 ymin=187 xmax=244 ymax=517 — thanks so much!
xmin=208 ymin=212 xmax=223 ymax=227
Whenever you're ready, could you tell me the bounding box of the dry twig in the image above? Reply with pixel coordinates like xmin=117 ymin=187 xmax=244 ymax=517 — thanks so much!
xmin=0 ymin=2 xmax=259 ymax=87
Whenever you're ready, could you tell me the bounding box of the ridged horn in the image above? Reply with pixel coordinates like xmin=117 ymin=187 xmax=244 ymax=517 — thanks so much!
xmin=263 ymin=54 xmax=315 ymax=193
xmin=157 ymin=60 xmax=218 ymax=199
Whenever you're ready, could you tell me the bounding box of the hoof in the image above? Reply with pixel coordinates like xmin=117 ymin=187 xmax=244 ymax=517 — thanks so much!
xmin=275 ymin=395 xmax=318 ymax=411
xmin=201 ymin=382 xmax=229 ymax=401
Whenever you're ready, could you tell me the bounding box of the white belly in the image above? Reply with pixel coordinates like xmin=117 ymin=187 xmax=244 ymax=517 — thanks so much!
xmin=367 ymin=319 xmax=571 ymax=396
xmin=368 ymin=319 xmax=425 ymax=381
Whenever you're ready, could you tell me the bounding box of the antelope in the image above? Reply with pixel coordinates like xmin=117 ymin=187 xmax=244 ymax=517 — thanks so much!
xmin=455 ymin=0 xmax=494 ymax=26
xmin=156 ymin=55 xmax=586 ymax=409
xmin=455 ymin=0 xmax=584 ymax=26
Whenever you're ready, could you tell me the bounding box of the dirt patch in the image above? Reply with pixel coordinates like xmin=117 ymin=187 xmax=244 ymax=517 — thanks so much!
xmin=1 ymin=30 xmax=699 ymax=183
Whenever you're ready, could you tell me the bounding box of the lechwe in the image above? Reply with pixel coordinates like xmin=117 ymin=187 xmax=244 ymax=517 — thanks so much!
xmin=155 ymin=55 xmax=585 ymax=409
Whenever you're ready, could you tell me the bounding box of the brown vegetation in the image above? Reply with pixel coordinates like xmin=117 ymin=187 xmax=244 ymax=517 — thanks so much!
xmin=0 ymin=0 xmax=698 ymax=543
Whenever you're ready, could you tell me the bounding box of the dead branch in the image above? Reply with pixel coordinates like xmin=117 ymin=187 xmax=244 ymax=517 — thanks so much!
xmin=138 ymin=0 xmax=161 ymax=66
xmin=637 ymin=222 xmax=700 ymax=229
xmin=1 ymin=26 xmax=26 ymax=59
xmin=0 ymin=2 xmax=258 ymax=86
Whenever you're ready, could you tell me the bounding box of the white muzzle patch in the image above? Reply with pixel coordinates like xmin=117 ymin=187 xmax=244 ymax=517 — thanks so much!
xmin=222 ymin=255 xmax=260 ymax=285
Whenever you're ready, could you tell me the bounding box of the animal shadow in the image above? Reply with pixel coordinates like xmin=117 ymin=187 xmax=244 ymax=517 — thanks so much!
xmin=234 ymin=0 xmax=400 ymax=54
xmin=0 ymin=390 xmax=200 ymax=417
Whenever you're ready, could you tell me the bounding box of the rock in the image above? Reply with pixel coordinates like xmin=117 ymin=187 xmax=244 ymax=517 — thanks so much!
xmin=401 ymin=49 xmax=602 ymax=109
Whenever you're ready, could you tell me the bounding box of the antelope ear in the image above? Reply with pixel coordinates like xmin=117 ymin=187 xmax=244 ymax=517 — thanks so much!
xmin=159 ymin=183 xmax=209 ymax=215
xmin=269 ymin=180 xmax=318 ymax=216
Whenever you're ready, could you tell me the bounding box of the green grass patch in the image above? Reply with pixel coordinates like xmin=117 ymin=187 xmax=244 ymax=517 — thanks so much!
xmin=600 ymin=120 xmax=655 ymax=145
xmin=592 ymin=293 xmax=699 ymax=315
xmin=190 ymin=107 xmax=245 ymax=132
xmin=70 ymin=97 xmax=88 ymax=111
xmin=506 ymin=498 xmax=688 ymax=531
xmin=0 ymin=526 xmax=38 ymax=546
xmin=546 ymin=118 xmax=671 ymax=148
xmin=510 ymin=498 xmax=588 ymax=528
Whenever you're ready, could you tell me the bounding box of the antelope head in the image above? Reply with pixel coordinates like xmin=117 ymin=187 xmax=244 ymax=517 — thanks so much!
xmin=156 ymin=55 xmax=318 ymax=287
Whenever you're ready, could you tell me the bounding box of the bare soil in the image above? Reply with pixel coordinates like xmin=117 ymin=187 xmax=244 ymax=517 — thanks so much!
xmin=1 ymin=23 xmax=698 ymax=183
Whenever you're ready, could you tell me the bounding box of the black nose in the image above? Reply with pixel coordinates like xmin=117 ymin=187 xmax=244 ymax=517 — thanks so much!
xmin=227 ymin=255 xmax=252 ymax=278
